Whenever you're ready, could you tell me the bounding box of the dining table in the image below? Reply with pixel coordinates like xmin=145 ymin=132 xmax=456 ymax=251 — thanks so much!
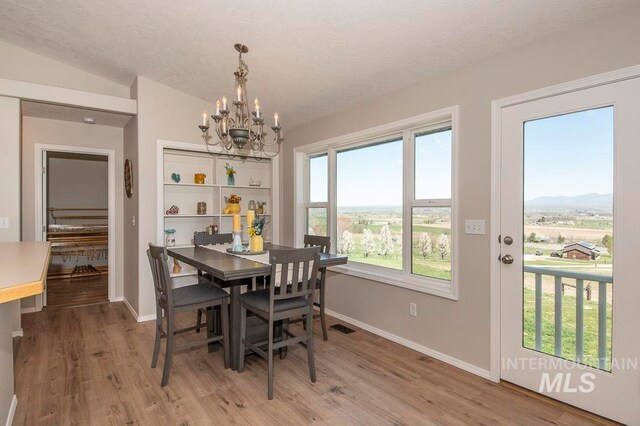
xmin=167 ymin=242 xmax=348 ymax=370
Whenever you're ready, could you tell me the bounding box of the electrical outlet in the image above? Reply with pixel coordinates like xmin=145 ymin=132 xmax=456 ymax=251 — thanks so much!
xmin=409 ymin=302 xmax=417 ymax=317
xmin=0 ymin=217 xmax=8 ymax=229
xmin=465 ymin=219 xmax=485 ymax=235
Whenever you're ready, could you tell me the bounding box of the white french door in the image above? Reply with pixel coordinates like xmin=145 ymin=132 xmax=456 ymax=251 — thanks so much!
xmin=499 ymin=77 xmax=640 ymax=424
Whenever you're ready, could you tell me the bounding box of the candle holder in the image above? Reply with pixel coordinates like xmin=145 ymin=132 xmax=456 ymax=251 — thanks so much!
xmin=232 ymin=230 xmax=243 ymax=252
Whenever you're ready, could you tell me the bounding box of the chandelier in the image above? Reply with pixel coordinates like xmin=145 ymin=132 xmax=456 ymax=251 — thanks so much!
xmin=198 ymin=43 xmax=283 ymax=154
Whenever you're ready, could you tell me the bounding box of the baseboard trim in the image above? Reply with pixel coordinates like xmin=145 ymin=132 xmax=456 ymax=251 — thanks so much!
xmin=122 ymin=298 xmax=156 ymax=323
xmin=11 ymin=329 xmax=23 ymax=338
xmin=20 ymin=307 xmax=37 ymax=314
xmin=110 ymin=296 xmax=124 ymax=302
xmin=5 ymin=395 xmax=17 ymax=426
xmin=324 ymin=308 xmax=491 ymax=380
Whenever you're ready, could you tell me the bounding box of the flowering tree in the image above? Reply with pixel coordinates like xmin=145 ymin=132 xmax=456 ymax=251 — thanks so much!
xmin=437 ymin=234 xmax=450 ymax=260
xmin=340 ymin=230 xmax=355 ymax=254
xmin=379 ymin=224 xmax=394 ymax=256
xmin=418 ymin=233 xmax=432 ymax=259
xmin=308 ymin=227 xmax=316 ymax=236
xmin=362 ymin=228 xmax=375 ymax=257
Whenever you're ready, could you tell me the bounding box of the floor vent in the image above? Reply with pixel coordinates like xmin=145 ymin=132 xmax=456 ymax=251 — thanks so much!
xmin=330 ymin=324 xmax=355 ymax=334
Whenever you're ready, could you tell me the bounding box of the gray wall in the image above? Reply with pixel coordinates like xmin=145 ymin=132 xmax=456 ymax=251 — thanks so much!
xmin=281 ymin=8 xmax=640 ymax=371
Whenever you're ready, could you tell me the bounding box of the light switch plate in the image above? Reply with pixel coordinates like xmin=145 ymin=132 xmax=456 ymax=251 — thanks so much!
xmin=0 ymin=217 xmax=9 ymax=229
xmin=465 ymin=219 xmax=485 ymax=235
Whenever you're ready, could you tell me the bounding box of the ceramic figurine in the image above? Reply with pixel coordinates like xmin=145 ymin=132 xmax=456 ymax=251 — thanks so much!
xmin=171 ymin=173 xmax=181 ymax=183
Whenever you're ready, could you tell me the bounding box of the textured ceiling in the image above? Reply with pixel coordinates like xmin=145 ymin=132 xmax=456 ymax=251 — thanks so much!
xmin=1 ymin=0 xmax=639 ymax=129
xmin=22 ymin=101 xmax=133 ymax=128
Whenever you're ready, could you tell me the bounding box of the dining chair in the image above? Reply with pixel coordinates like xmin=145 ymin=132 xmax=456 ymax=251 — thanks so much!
xmin=238 ymin=246 xmax=321 ymax=399
xmin=296 ymin=235 xmax=331 ymax=340
xmin=147 ymin=243 xmax=230 ymax=386
xmin=193 ymin=232 xmax=233 ymax=333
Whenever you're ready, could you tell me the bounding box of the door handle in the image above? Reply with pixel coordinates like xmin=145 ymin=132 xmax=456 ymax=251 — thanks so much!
xmin=501 ymin=254 xmax=514 ymax=264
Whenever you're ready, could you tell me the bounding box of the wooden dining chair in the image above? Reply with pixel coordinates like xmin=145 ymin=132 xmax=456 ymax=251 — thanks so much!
xmin=238 ymin=246 xmax=321 ymax=399
xmin=298 ymin=235 xmax=331 ymax=340
xmin=193 ymin=232 xmax=233 ymax=333
xmin=147 ymin=243 xmax=230 ymax=386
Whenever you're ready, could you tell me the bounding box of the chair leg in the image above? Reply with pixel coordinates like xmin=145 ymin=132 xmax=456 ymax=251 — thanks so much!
xmin=206 ymin=307 xmax=214 ymax=353
xmin=161 ymin=310 xmax=175 ymax=386
xmin=306 ymin=310 xmax=317 ymax=383
xmin=238 ymin=306 xmax=247 ymax=373
xmin=221 ymin=299 xmax=230 ymax=369
xmin=319 ymin=279 xmax=328 ymax=341
xmin=280 ymin=319 xmax=289 ymax=360
xmin=268 ymin=318 xmax=275 ymax=400
xmin=196 ymin=308 xmax=202 ymax=333
xmin=151 ymin=306 xmax=162 ymax=368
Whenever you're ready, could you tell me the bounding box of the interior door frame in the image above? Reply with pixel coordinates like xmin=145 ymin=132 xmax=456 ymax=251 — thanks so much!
xmin=489 ymin=64 xmax=640 ymax=382
xmin=34 ymin=143 xmax=117 ymax=306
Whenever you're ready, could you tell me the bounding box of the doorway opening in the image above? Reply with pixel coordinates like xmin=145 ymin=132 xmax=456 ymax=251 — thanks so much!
xmin=45 ymin=151 xmax=110 ymax=307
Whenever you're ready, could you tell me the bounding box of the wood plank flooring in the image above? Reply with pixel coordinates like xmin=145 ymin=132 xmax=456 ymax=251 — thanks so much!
xmin=46 ymin=274 xmax=108 ymax=307
xmin=14 ymin=302 xmax=617 ymax=425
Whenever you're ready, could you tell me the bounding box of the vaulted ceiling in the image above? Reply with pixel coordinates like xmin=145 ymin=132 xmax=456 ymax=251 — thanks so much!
xmin=1 ymin=0 xmax=638 ymax=128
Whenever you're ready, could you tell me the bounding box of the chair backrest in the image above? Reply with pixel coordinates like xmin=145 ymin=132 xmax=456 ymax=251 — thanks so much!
xmin=269 ymin=247 xmax=321 ymax=304
xmin=303 ymin=234 xmax=331 ymax=254
xmin=194 ymin=232 xmax=233 ymax=247
xmin=147 ymin=243 xmax=173 ymax=305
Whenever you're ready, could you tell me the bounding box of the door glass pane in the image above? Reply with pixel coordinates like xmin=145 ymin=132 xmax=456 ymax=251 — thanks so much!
xmin=337 ymin=139 xmax=403 ymax=270
xmin=309 ymin=154 xmax=328 ymax=203
xmin=523 ymin=106 xmax=613 ymax=371
xmin=307 ymin=207 xmax=327 ymax=236
xmin=411 ymin=207 xmax=451 ymax=280
xmin=415 ymin=128 xmax=452 ymax=200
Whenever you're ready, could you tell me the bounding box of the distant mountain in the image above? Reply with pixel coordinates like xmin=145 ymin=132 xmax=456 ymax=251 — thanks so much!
xmin=525 ymin=193 xmax=612 ymax=210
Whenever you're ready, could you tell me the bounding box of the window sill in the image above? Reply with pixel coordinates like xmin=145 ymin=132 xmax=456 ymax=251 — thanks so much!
xmin=327 ymin=262 xmax=458 ymax=300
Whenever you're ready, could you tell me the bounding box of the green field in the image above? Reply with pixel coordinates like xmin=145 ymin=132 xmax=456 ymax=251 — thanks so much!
xmin=523 ymin=287 xmax=612 ymax=370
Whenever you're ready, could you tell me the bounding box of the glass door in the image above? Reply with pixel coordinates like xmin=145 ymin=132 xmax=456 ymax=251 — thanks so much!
xmin=499 ymin=78 xmax=640 ymax=425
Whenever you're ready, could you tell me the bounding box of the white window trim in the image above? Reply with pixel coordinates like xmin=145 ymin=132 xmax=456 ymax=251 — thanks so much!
xmin=304 ymin=153 xmax=329 ymax=237
xmin=294 ymin=106 xmax=459 ymax=300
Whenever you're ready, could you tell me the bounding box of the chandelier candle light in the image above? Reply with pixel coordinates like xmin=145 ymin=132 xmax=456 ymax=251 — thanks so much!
xmin=198 ymin=43 xmax=283 ymax=153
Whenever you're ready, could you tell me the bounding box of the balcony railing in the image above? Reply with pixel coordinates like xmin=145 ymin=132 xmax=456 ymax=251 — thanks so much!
xmin=524 ymin=265 xmax=612 ymax=369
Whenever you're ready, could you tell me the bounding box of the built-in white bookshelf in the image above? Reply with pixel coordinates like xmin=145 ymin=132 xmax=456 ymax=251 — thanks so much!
xmin=158 ymin=143 xmax=278 ymax=279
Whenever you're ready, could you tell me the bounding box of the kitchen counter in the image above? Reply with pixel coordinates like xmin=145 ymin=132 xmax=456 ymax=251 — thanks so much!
xmin=0 ymin=242 xmax=51 ymax=304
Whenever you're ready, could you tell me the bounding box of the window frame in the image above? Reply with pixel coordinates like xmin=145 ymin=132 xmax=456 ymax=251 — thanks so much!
xmin=305 ymin=153 xmax=329 ymax=236
xmin=296 ymin=106 xmax=459 ymax=300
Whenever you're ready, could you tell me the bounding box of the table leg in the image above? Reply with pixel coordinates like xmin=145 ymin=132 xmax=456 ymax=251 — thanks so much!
xmin=230 ymin=282 xmax=242 ymax=370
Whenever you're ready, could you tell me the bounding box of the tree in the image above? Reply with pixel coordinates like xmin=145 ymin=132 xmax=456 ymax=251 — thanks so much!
xmin=339 ymin=230 xmax=354 ymax=254
xmin=378 ymin=224 xmax=394 ymax=256
xmin=417 ymin=233 xmax=432 ymax=259
xmin=437 ymin=234 xmax=450 ymax=260
xmin=602 ymin=234 xmax=613 ymax=257
xmin=556 ymin=234 xmax=566 ymax=244
xmin=362 ymin=228 xmax=375 ymax=257
xmin=527 ymin=232 xmax=538 ymax=243
xmin=308 ymin=227 xmax=316 ymax=236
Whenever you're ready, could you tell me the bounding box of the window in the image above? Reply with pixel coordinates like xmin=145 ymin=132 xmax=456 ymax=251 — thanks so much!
xmin=411 ymin=128 xmax=452 ymax=281
xmin=306 ymin=154 xmax=328 ymax=236
xmin=298 ymin=108 xmax=458 ymax=298
xmin=337 ymin=138 xmax=403 ymax=269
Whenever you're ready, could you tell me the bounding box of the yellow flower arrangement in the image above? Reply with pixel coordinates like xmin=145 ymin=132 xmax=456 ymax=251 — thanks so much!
xmin=247 ymin=227 xmax=257 ymax=237
xmin=225 ymin=163 xmax=236 ymax=176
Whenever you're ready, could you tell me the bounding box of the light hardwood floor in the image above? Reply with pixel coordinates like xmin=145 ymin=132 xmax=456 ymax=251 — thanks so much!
xmin=14 ymin=302 xmax=617 ymax=425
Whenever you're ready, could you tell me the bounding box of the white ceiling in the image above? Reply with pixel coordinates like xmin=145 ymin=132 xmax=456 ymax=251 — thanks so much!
xmin=2 ymin=0 xmax=639 ymax=129
xmin=22 ymin=101 xmax=133 ymax=128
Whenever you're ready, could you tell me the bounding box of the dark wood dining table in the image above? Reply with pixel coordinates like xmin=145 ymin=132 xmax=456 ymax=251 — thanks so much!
xmin=167 ymin=243 xmax=348 ymax=370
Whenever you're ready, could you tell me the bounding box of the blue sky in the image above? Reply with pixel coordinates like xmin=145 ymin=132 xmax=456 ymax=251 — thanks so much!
xmin=524 ymin=106 xmax=613 ymax=201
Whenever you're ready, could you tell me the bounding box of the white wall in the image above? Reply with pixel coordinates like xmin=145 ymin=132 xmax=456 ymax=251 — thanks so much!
xmin=0 ymin=95 xmax=21 ymax=425
xmin=0 ymin=40 xmax=129 ymax=98
xmin=21 ymin=117 xmax=124 ymax=307
xmin=282 ymin=7 xmax=640 ymax=372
